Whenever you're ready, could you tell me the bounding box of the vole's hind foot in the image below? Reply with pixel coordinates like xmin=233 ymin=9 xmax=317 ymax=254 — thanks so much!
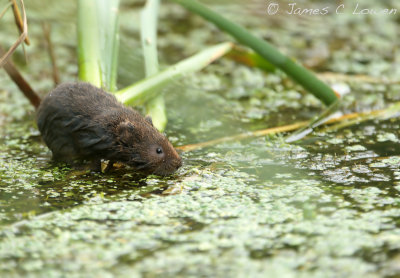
xmin=103 ymin=160 xmax=115 ymax=173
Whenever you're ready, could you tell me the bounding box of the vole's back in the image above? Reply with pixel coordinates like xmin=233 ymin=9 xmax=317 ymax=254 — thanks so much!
xmin=37 ymin=82 xmax=117 ymax=161
xmin=38 ymin=82 xmax=130 ymax=121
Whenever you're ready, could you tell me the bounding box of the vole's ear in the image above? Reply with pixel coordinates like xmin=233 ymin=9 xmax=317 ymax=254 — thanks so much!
xmin=116 ymin=121 xmax=135 ymax=145
xmin=116 ymin=121 xmax=135 ymax=136
xmin=145 ymin=116 xmax=153 ymax=126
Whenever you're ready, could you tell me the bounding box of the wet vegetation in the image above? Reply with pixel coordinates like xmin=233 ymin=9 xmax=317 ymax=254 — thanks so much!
xmin=1 ymin=0 xmax=400 ymax=277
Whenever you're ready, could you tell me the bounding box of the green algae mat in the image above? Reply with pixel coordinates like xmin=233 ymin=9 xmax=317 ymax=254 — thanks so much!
xmin=1 ymin=0 xmax=400 ymax=277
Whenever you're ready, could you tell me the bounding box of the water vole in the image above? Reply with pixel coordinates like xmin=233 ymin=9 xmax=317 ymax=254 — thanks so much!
xmin=36 ymin=82 xmax=182 ymax=176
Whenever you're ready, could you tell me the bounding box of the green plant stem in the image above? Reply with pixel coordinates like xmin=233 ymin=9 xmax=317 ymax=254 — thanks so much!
xmin=97 ymin=0 xmax=120 ymax=92
xmin=115 ymin=42 xmax=233 ymax=105
xmin=77 ymin=0 xmax=120 ymax=91
xmin=77 ymin=0 xmax=101 ymax=87
xmin=171 ymin=0 xmax=338 ymax=106
xmin=141 ymin=0 xmax=167 ymax=131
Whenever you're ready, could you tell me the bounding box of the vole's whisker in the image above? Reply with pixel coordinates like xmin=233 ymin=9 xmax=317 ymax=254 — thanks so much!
xmin=136 ymin=161 xmax=152 ymax=170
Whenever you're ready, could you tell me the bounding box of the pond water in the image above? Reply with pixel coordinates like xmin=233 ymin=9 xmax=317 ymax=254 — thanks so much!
xmin=1 ymin=0 xmax=400 ymax=277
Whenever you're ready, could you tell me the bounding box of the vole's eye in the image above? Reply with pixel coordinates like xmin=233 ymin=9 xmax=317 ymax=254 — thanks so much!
xmin=156 ymin=147 xmax=163 ymax=154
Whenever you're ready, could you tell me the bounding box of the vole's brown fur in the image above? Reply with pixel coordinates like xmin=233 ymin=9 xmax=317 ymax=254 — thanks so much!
xmin=36 ymin=82 xmax=182 ymax=176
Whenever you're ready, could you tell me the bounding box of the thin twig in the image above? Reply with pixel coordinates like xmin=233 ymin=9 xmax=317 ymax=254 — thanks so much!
xmin=0 ymin=0 xmax=27 ymax=67
xmin=177 ymin=121 xmax=308 ymax=152
xmin=0 ymin=46 xmax=41 ymax=108
xmin=317 ymin=72 xmax=400 ymax=85
xmin=176 ymin=106 xmax=395 ymax=152
xmin=42 ymin=22 xmax=60 ymax=86
xmin=11 ymin=0 xmax=28 ymax=61
xmin=0 ymin=2 xmax=12 ymax=19
xmin=10 ymin=0 xmax=30 ymax=45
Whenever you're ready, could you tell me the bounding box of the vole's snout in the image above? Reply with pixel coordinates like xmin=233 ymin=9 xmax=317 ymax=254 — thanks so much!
xmin=154 ymin=157 xmax=182 ymax=176
xmin=175 ymin=158 xmax=183 ymax=170
xmin=168 ymin=155 xmax=182 ymax=174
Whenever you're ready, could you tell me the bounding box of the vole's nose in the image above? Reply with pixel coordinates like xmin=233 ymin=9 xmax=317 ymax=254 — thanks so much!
xmin=176 ymin=158 xmax=182 ymax=169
